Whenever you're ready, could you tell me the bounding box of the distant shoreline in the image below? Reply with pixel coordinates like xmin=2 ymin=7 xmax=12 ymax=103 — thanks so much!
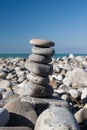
xmin=0 ymin=53 xmax=87 ymax=58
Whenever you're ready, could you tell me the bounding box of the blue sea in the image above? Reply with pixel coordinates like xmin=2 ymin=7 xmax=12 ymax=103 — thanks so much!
xmin=0 ymin=53 xmax=87 ymax=58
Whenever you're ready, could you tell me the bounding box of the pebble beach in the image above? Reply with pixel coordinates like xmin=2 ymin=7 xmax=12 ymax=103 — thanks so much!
xmin=0 ymin=54 xmax=86 ymax=129
xmin=0 ymin=39 xmax=87 ymax=130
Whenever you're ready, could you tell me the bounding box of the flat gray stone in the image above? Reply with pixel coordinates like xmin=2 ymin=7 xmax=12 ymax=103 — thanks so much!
xmin=30 ymin=38 xmax=55 ymax=47
xmin=0 ymin=108 xmax=10 ymax=126
xmin=29 ymin=53 xmax=52 ymax=64
xmin=21 ymin=96 xmax=69 ymax=116
xmin=32 ymin=46 xmax=55 ymax=56
xmin=21 ymin=96 xmax=69 ymax=109
xmin=25 ymin=61 xmax=53 ymax=76
xmin=25 ymin=81 xmax=53 ymax=98
xmin=27 ymin=72 xmax=49 ymax=85
xmin=34 ymin=106 xmax=80 ymax=130
xmin=4 ymin=99 xmax=37 ymax=129
xmin=0 ymin=127 xmax=32 ymax=130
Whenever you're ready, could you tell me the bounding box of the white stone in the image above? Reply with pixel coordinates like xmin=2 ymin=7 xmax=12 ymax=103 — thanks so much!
xmin=81 ymin=87 xmax=87 ymax=103
xmin=69 ymin=54 xmax=74 ymax=59
xmin=69 ymin=89 xmax=81 ymax=99
xmin=63 ymin=68 xmax=87 ymax=87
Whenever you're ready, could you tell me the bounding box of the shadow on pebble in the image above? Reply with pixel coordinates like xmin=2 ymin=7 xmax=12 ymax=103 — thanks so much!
xmin=6 ymin=113 xmax=34 ymax=129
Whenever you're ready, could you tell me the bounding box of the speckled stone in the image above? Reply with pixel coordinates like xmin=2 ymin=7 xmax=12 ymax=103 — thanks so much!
xmin=32 ymin=46 xmax=55 ymax=56
xmin=34 ymin=106 xmax=80 ymax=130
xmin=29 ymin=53 xmax=52 ymax=64
xmin=30 ymin=38 xmax=55 ymax=47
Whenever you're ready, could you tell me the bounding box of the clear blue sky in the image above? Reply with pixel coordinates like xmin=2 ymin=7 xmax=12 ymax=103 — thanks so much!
xmin=0 ymin=0 xmax=87 ymax=54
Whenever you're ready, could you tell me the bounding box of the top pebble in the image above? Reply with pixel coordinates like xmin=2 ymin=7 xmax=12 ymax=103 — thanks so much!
xmin=30 ymin=38 xmax=55 ymax=47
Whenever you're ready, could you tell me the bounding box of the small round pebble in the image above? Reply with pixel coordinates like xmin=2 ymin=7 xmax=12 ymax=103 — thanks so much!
xmin=0 ymin=108 xmax=10 ymax=126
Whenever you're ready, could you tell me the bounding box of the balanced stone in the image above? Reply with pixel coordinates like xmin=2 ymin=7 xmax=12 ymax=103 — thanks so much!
xmin=27 ymin=72 xmax=49 ymax=85
xmin=29 ymin=53 xmax=52 ymax=64
xmin=25 ymin=38 xmax=55 ymax=98
xmin=26 ymin=81 xmax=53 ymax=98
xmin=30 ymin=38 xmax=55 ymax=47
xmin=25 ymin=61 xmax=53 ymax=76
xmin=32 ymin=46 xmax=55 ymax=56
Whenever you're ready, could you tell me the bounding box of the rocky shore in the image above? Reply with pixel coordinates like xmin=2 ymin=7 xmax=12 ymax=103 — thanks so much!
xmin=0 ymin=54 xmax=87 ymax=129
xmin=0 ymin=36 xmax=87 ymax=130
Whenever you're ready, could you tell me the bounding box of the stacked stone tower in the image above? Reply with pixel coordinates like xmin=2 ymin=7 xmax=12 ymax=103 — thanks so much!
xmin=25 ymin=38 xmax=55 ymax=98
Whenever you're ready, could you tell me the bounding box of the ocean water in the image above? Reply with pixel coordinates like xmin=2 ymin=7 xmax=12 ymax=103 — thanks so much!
xmin=0 ymin=53 xmax=87 ymax=58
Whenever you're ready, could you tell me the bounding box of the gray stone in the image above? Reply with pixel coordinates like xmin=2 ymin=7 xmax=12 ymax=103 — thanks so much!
xmin=29 ymin=53 xmax=52 ymax=63
xmin=0 ymin=108 xmax=10 ymax=126
xmin=0 ymin=72 xmax=7 ymax=79
xmin=18 ymin=75 xmax=26 ymax=83
xmin=2 ymin=90 xmax=14 ymax=99
xmin=0 ymin=88 xmax=6 ymax=100
xmin=4 ymin=93 xmax=20 ymax=102
xmin=32 ymin=46 xmax=55 ymax=56
xmin=34 ymin=106 xmax=80 ymax=130
xmin=21 ymin=96 xmax=69 ymax=110
xmin=25 ymin=81 xmax=53 ymax=98
xmin=30 ymin=38 xmax=55 ymax=47
xmin=25 ymin=61 xmax=53 ymax=76
xmin=0 ymin=127 xmax=33 ymax=130
xmin=27 ymin=72 xmax=49 ymax=85
xmin=4 ymin=99 xmax=37 ymax=128
xmin=6 ymin=73 xmax=17 ymax=80
xmin=0 ymin=80 xmax=11 ymax=89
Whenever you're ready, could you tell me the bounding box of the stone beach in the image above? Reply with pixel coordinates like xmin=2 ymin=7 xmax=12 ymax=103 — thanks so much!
xmin=0 ymin=39 xmax=87 ymax=129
